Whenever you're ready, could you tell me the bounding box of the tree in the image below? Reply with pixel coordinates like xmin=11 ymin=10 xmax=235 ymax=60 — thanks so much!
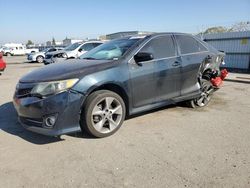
xmin=203 ymin=26 xmax=228 ymax=34
xmin=228 ymin=21 xmax=250 ymax=32
xmin=201 ymin=21 xmax=250 ymax=35
xmin=26 ymin=40 xmax=33 ymax=46
xmin=52 ymin=37 xmax=56 ymax=45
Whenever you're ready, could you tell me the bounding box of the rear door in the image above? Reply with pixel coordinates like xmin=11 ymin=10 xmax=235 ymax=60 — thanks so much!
xmin=174 ymin=34 xmax=209 ymax=95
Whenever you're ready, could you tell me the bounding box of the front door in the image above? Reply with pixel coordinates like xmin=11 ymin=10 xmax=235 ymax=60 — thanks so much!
xmin=129 ymin=35 xmax=181 ymax=108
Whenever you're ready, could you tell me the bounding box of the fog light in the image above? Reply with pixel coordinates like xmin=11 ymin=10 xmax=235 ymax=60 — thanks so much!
xmin=44 ymin=114 xmax=57 ymax=128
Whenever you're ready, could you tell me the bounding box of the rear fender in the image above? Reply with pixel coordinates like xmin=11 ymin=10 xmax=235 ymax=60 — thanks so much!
xmin=198 ymin=52 xmax=225 ymax=81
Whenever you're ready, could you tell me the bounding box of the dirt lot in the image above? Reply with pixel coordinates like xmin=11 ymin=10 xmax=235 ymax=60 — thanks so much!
xmin=0 ymin=56 xmax=250 ymax=188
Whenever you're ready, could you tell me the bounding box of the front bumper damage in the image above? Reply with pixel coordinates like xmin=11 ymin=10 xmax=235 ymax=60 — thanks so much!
xmin=13 ymin=83 xmax=86 ymax=136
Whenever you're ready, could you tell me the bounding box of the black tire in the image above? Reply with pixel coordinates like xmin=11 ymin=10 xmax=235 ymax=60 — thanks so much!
xmin=187 ymin=79 xmax=214 ymax=108
xmin=36 ymin=55 xmax=44 ymax=63
xmin=80 ymin=90 xmax=126 ymax=138
xmin=6 ymin=52 xmax=11 ymax=57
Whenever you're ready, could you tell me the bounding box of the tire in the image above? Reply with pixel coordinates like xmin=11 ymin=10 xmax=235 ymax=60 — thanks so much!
xmin=187 ymin=79 xmax=214 ymax=108
xmin=6 ymin=52 xmax=11 ymax=57
xmin=36 ymin=55 xmax=44 ymax=63
xmin=80 ymin=90 xmax=126 ymax=138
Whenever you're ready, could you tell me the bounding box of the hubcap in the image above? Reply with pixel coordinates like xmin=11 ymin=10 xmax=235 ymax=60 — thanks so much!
xmin=91 ymin=97 xmax=123 ymax=134
xmin=37 ymin=57 xmax=43 ymax=63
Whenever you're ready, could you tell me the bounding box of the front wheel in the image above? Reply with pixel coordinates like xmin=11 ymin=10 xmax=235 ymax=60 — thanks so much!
xmin=36 ymin=55 xmax=44 ymax=63
xmin=80 ymin=90 xmax=126 ymax=138
xmin=188 ymin=79 xmax=214 ymax=108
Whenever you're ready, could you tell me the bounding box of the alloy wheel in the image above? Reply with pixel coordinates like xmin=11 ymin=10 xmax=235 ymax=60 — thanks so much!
xmin=194 ymin=80 xmax=214 ymax=107
xmin=91 ymin=97 xmax=123 ymax=134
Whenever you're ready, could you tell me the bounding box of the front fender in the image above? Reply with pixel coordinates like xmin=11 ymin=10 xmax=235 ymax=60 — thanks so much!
xmin=72 ymin=64 xmax=129 ymax=96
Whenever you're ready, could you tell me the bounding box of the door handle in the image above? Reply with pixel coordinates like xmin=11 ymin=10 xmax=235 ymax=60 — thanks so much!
xmin=172 ymin=61 xmax=181 ymax=67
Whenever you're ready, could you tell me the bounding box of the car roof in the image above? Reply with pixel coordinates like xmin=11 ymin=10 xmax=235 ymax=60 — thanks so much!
xmin=83 ymin=41 xmax=104 ymax=43
xmin=119 ymin=32 xmax=192 ymax=40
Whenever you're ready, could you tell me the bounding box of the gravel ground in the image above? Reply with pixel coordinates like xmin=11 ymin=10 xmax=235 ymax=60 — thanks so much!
xmin=0 ymin=56 xmax=250 ymax=188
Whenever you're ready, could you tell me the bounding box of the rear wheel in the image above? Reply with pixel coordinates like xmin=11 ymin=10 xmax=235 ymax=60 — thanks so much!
xmin=80 ymin=90 xmax=126 ymax=138
xmin=188 ymin=79 xmax=214 ymax=108
xmin=36 ymin=55 xmax=44 ymax=63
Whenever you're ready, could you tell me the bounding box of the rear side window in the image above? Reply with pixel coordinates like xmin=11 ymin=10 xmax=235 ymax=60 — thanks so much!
xmin=140 ymin=35 xmax=176 ymax=59
xmin=175 ymin=35 xmax=207 ymax=54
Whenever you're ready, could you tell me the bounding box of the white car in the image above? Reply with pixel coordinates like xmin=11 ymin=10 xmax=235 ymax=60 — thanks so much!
xmin=3 ymin=44 xmax=38 ymax=56
xmin=44 ymin=41 xmax=103 ymax=65
xmin=27 ymin=47 xmax=64 ymax=63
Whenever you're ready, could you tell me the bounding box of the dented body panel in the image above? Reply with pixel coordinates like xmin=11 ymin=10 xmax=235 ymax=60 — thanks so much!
xmin=13 ymin=33 xmax=224 ymax=136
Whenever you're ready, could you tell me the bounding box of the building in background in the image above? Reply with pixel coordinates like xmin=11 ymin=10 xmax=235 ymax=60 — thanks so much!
xmin=46 ymin=41 xmax=63 ymax=46
xmin=99 ymin=35 xmax=107 ymax=41
xmin=201 ymin=31 xmax=250 ymax=71
xmin=63 ymin=38 xmax=83 ymax=46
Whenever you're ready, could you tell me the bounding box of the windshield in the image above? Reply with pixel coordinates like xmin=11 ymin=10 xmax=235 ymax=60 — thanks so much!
xmin=80 ymin=38 xmax=140 ymax=60
xmin=41 ymin=48 xmax=49 ymax=52
xmin=64 ymin=43 xmax=82 ymax=51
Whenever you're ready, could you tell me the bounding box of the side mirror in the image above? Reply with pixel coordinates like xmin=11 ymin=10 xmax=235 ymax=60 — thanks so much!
xmin=78 ymin=48 xmax=83 ymax=52
xmin=134 ymin=52 xmax=153 ymax=65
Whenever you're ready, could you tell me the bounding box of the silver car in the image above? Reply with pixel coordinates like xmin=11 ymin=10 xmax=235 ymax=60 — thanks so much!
xmin=44 ymin=41 xmax=103 ymax=65
xmin=27 ymin=47 xmax=64 ymax=63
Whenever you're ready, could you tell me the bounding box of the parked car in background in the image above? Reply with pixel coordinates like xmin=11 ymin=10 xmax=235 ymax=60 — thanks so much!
xmin=44 ymin=41 xmax=103 ymax=65
xmin=3 ymin=44 xmax=38 ymax=56
xmin=27 ymin=47 xmax=64 ymax=63
xmin=0 ymin=52 xmax=6 ymax=74
xmin=13 ymin=33 xmax=226 ymax=138
xmin=1 ymin=47 xmax=11 ymax=55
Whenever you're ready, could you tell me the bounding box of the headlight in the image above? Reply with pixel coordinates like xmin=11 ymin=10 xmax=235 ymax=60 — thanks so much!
xmin=31 ymin=78 xmax=79 ymax=97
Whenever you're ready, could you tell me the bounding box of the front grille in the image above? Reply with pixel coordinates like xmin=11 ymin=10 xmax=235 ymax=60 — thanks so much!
xmin=15 ymin=82 xmax=35 ymax=98
xmin=17 ymin=88 xmax=32 ymax=96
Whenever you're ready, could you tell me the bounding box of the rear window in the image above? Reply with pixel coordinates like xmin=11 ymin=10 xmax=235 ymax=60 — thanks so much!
xmin=175 ymin=35 xmax=207 ymax=54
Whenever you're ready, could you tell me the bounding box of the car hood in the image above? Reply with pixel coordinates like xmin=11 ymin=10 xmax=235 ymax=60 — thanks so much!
xmin=19 ymin=59 xmax=116 ymax=83
xmin=45 ymin=50 xmax=65 ymax=56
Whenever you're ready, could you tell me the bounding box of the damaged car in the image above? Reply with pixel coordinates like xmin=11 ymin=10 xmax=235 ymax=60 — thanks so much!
xmin=44 ymin=41 xmax=103 ymax=65
xmin=27 ymin=47 xmax=64 ymax=63
xmin=13 ymin=33 xmax=227 ymax=138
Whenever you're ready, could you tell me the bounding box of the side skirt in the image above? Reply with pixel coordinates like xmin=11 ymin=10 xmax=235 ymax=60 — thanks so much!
xmin=129 ymin=90 xmax=202 ymax=116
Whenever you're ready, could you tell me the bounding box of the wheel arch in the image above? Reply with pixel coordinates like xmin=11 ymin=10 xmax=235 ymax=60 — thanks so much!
xmin=85 ymin=83 xmax=130 ymax=117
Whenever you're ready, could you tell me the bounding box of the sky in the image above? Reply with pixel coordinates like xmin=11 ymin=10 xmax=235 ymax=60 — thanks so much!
xmin=0 ymin=0 xmax=249 ymax=44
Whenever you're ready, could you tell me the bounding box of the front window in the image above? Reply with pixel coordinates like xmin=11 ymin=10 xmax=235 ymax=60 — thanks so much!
xmin=80 ymin=38 xmax=141 ymax=60
xmin=64 ymin=43 xmax=82 ymax=51
xmin=140 ymin=36 xmax=176 ymax=59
